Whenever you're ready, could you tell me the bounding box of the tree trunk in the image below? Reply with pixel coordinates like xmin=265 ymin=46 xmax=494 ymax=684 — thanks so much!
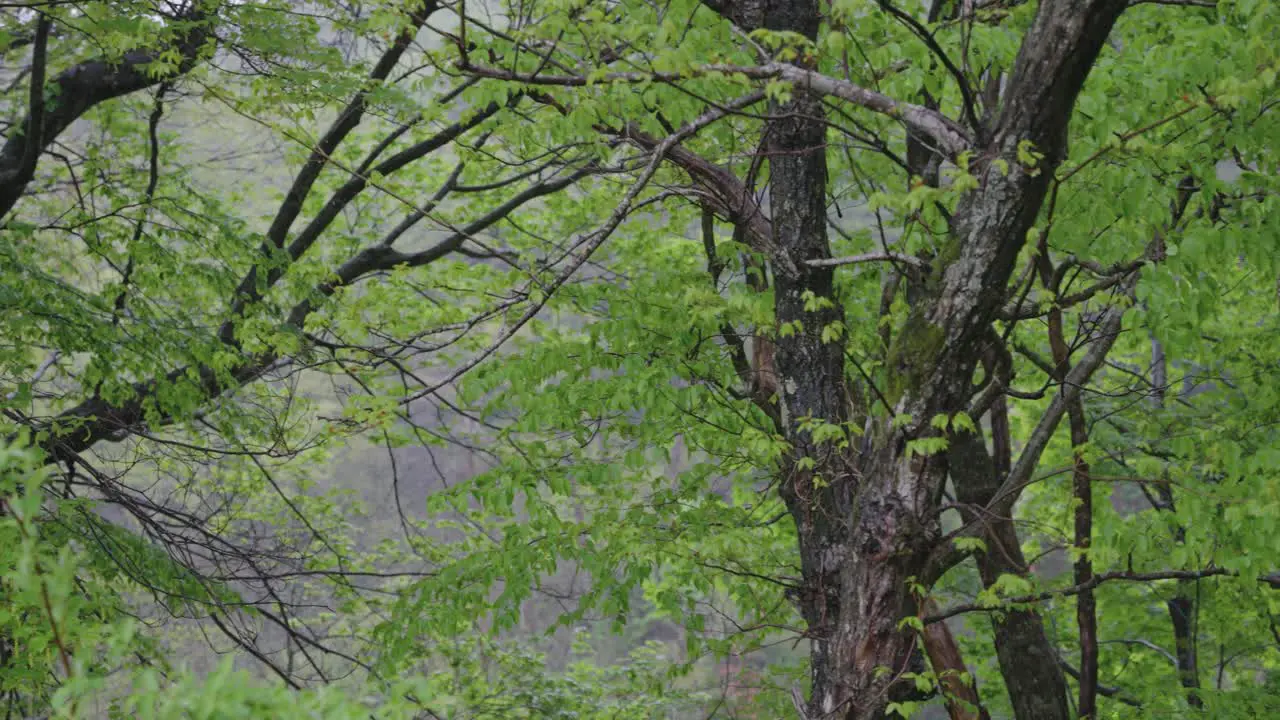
xmin=759 ymin=0 xmax=855 ymax=714
xmin=757 ymin=1 xmax=1129 ymax=717
xmin=951 ymin=412 xmax=1072 ymax=720
xmin=1152 ymin=337 xmax=1203 ymax=706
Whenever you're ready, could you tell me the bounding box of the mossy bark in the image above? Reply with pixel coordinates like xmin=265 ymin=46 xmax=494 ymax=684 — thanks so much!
xmin=741 ymin=0 xmax=1129 ymax=717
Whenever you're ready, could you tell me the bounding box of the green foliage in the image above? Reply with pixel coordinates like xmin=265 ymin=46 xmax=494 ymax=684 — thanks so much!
xmin=0 ymin=437 xmax=707 ymax=716
xmin=2 ymin=0 xmax=1280 ymax=717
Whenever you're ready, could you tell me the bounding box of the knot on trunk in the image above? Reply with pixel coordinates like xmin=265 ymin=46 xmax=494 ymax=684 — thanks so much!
xmin=855 ymin=496 xmax=930 ymax=565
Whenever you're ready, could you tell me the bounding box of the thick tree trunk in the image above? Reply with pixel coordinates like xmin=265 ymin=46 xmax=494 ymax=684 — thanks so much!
xmin=759 ymin=0 xmax=856 ymax=714
xmin=828 ymin=5 xmax=1126 ymax=718
xmin=756 ymin=1 xmax=1129 ymax=717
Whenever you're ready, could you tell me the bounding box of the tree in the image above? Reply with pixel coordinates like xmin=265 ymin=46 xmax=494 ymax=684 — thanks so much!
xmin=2 ymin=0 xmax=1280 ymax=718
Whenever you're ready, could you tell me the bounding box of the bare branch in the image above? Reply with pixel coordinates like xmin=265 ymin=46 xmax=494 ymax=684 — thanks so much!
xmin=616 ymin=123 xmax=785 ymax=269
xmin=989 ymin=276 xmax=1134 ymax=516
xmin=807 ymin=252 xmax=929 ymax=269
xmin=925 ymin=568 xmax=1230 ymax=624
xmin=463 ymin=61 xmax=973 ymax=158
xmin=4 ymin=351 xmax=60 ymax=403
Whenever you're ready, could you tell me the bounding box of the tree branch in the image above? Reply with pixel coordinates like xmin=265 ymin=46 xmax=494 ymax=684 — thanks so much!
xmin=462 ymin=61 xmax=973 ymax=158
xmin=1058 ymin=659 xmax=1143 ymax=708
xmin=988 ymin=276 xmax=1133 ymax=517
xmin=0 ymin=7 xmax=213 ymax=219
xmin=925 ymin=568 xmax=1231 ymax=625
xmin=1129 ymin=0 xmax=1216 ymax=7
xmin=807 ymin=252 xmax=929 ymax=269
xmin=218 ymin=2 xmax=438 ymax=344
xmin=398 ymin=92 xmax=767 ymax=407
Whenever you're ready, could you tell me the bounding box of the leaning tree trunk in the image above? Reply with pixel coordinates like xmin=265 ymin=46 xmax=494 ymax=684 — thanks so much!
xmin=757 ymin=1 xmax=1131 ymax=717
xmin=951 ymin=412 xmax=1072 ymax=720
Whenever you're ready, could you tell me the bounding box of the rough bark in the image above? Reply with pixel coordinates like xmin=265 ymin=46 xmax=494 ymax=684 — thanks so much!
xmin=898 ymin=12 xmax=990 ymax=712
xmin=830 ymin=3 xmax=1126 ymax=718
xmin=745 ymin=0 xmax=1130 ymax=717
xmin=758 ymin=1 xmax=857 ymax=715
